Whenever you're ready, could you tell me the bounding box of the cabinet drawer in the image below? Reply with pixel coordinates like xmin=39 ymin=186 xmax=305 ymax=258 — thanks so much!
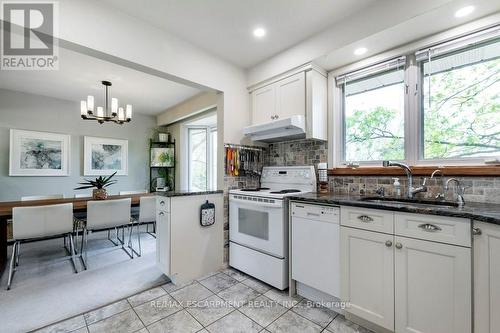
xmin=340 ymin=206 xmax=394 ymax=234
xmin=395 ymin=213 xmax=470 ymax=247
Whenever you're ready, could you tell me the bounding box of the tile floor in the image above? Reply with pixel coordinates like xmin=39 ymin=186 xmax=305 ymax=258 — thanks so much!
xmin=34 ymin=268 xmax=373 ymax=333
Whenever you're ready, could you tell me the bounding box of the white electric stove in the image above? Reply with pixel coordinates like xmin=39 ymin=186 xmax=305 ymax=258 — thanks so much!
xmin=229 ymin=166 xmax=316 ymax=290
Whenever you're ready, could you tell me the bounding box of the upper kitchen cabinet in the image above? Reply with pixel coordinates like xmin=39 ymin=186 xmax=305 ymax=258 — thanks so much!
xmin=245 ymin=63 xmax=327 ymax=142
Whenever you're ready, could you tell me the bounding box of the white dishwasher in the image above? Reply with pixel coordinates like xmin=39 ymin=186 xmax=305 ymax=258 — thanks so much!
xmin=291 ymin=202 xmax=340 ymax=298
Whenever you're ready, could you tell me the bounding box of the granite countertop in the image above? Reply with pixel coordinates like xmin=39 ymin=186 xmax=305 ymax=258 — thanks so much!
xmin=155 ymin=190 xmax=223 ymax=197
xmin=288 ymin=192 xmax=500 ymax=225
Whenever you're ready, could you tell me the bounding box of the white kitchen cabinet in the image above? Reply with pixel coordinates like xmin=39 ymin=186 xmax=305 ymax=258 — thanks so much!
xmin=394 ymin=236 xmax=471 ymax=333
xmin=156 ymin=194 xmax=224 ymax=285
xmin=474 ymin=221 xmax=500 ymax=333
xmin=251 ymin=85 xmax=275 ymax=125
xmin=249 ymin=63 xmax=327 ymax=140
xmin=340 ymin=226 xmax=395 ymax=331
xmin=274 ymin=72 xmax=306 ymax=120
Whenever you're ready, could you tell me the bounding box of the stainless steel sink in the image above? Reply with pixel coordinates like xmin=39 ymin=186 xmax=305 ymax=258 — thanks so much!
xmin=359 ymin=197 xmax=459 ymax=208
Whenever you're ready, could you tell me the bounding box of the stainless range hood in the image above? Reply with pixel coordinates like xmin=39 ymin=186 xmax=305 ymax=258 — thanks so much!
xmin=243 ymin=115 xmax=306 ymax=143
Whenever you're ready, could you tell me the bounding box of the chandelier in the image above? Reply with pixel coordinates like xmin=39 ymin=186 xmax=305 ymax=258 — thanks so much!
xmin=80 ymin=81 xmax=132 ymax=124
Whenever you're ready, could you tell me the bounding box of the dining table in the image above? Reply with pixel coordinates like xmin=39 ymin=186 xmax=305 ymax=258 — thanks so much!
xmin=0 ymin=193 xmax=154 ymax=278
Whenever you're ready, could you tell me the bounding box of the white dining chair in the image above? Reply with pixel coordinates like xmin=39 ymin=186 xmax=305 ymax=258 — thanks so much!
xmin=119 ymin=190 xmax=148 ymax=195
xmin=21 ymin=194 xmax=64 ymax=201
xmin=80 ymin=198 xmax=140 ymax=269
xmin=138 ymin=196 xmax=157 ymax=238
xmin=7 ymin=203 xmax=78 ymax=290
xmin=74 ymin=193 xmax=92 ymax=198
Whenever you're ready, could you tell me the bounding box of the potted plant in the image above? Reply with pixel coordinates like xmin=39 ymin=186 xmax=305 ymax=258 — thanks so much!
xmin=75 ymin=172 xmax=117 ymax=200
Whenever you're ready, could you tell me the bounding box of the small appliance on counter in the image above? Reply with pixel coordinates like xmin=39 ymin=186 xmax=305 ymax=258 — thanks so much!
xmin=228 ymin=166 xmax=316 ymax=290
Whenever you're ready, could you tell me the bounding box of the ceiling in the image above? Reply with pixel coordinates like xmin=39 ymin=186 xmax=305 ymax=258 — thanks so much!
xmin=0 ymin=47 xmax=203 ymax=116
xmin=100 ymin=0 xmax=376 ymax=68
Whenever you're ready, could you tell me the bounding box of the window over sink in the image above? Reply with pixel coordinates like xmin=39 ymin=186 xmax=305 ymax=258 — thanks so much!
xmin=332 ymin=26 xmax=500 ymax=166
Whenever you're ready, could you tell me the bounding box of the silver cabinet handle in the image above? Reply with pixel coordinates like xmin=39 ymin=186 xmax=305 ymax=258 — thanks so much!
xmin=472 ymin=227 xmax=482 ymax=236
xmin=159 ymin=212 xmax=165 ymax=216
xmin=395 ymin=242 xmax=403 ymax=249
xmin=357 ymin=215 xmax=374 ymax=223
xmin=160 ymin=200 xmax=165 ymax=206
xmin=385 ymin=240 xmax=393 ymax=247
xmin=418 ymin=223 xmax=442 ymax=232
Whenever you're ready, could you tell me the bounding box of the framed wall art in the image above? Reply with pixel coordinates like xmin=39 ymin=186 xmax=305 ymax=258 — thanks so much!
xmin=84 ymin=136 xmax=128 ymax=176
xmin=9 ymin=129 xmax=71 ymax=176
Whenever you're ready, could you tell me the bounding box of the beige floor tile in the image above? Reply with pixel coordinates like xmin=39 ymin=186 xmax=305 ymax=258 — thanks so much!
xmin=292 ymin=299 xmax=338 ymax=328
xmin=146 ymin=310 xmax=203 ymax=333
xmin=170 ymin=282 xmax=214 ymax=306
xmin=87 ymin=309 xmax=144 ymax=333
xmin=127 ymin=286 xmax=167 ymax=307
xmin=84 ymin=299 xmax=131 ymax=325
xmin=206 ymin=310 xmax=262 ymax=333
xmin=217 ymin=283 xmax=261 ymax=308
xmin=186 ymin=294 xmax=234 ymax=326
xmin=239 ymin=295 xmax=288 ymax=327
xmin=133 ymin=294 xmax=182 ymax=326
xmin=263 ymin=289 xmax=303 ymax=308
xmin=267 ymin=311 xmax=322 ymax=333
xmin=199 ymin=273 xmax=240 ymax=293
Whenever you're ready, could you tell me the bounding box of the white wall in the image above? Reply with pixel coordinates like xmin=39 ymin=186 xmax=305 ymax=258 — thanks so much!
xmin=0 ymin=89 xmax=156 ymax=201
xmin=55 ymin=0 xmax=249 ymax=145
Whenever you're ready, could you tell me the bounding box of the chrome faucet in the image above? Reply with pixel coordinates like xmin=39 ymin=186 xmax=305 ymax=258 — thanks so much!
xmin=445 ymin=178 xmax=466 ymax=206
xmin=382 ymin=161 xmax=427 ymax=199
xmin=430 ymin=169 xmax=445 ymax=200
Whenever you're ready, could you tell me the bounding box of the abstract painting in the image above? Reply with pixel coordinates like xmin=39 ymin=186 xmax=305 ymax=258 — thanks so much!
xmin=84 ymin=136 xmax=128 ymax=176
xmin=9 ymin=129 xmax=70 ymax=176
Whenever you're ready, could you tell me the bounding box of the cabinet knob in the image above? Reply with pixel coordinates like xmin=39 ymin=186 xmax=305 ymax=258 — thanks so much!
xmin=275 ymin=115 xmax=279 ymax=119
xmin=395 ymin=242 xmax=403 ymax=249
xmin=472 ymin=227 xmax=482 ymax=236
xmin=160 ymin=200 xmax=165 ymax=206
xmin=385 ymin=240 xmax=393 ymax=247
xmin=159 ymin=212 xmax=165 ymax=216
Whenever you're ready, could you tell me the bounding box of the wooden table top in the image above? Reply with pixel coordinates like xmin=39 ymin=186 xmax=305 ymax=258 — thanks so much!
xmin=0 ymin=193 xmax=155 ymax=218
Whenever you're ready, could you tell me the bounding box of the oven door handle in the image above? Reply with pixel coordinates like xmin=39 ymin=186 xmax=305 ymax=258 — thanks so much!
xmin=229 ymin=196 xmax=282 ymax=208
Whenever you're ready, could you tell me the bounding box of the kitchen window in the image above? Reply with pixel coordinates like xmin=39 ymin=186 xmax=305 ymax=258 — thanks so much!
xmin=187 ymin=126 xmax=217 ymax=191
xmin=333 ymin=26 xmax=500 ymax=166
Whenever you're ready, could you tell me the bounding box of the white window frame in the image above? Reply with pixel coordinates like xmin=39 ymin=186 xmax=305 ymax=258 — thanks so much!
xmin=329 ymin=23 xmax=500 ymax=167
xmin=186 ymin=125 xmax=217 ymax=191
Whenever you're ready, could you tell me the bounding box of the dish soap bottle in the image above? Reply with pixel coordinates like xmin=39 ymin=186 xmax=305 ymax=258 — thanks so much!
xmin=392 ymin=178 xmax=401 ymax=197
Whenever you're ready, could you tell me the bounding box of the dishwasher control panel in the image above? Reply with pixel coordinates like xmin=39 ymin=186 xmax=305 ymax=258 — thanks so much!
xmin=291 ymin=202 xmax=339 ymax=223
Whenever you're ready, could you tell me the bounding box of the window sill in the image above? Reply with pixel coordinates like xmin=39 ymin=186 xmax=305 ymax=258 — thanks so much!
xmin=328 ymin=165 xmax=500 ymax=177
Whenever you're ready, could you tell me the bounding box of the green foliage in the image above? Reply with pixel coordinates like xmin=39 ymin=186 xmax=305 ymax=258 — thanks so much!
xmin=345 ymin=57 xmax=500 ymax=161
xmin=74 ymin=172 xmax=117 ymax=190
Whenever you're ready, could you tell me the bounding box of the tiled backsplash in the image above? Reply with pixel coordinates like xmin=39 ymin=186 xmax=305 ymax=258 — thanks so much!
xmin=329 ymin=176 xmax=500 ymax=204
xmin=267 ymin=139 xmax=327 ymax=166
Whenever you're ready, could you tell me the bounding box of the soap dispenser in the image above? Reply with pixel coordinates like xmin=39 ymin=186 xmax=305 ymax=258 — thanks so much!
xmin=392 ymin=178 xmax=401 ymax=197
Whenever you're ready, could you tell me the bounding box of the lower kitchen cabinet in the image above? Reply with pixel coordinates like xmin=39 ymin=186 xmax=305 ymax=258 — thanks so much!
xmin=340 ymin=226 xmax=395 ymax=331
xmin=340 ymin=207 xmax=472 ymax=333
xmin=394 ymin=236 xmax=471 ymax=333
xmin=474 ymin=221 xmax=500 ymax=333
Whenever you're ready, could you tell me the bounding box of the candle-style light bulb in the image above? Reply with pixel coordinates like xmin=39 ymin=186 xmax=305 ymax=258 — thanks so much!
xmin=126 ymin=104 xmax=132 ymax=120
xmin=118 ymin=107 xmax=125 ymax=121
xmin=87 ymin=95 xmax=94 ymax=113
xmin=97 ymin=106 xmax=104 ymax=118
xmin=80 ymin=101 xmax=87 ymax=117
xmin=111 ymin=98 xmax=118 ymax=116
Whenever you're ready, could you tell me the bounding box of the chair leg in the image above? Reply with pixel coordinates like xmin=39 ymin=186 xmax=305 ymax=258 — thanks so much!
xmin=147 ymin=221 xmax=156 ymax=239
xmin=68 ymin=233 xmax=79 ymax=274
xmin=128 ymin=223 xmax=142 ymax=258
xmin=6 ymin=241 xmax=18 ymax=290
xmin=15 ymin=242 xmax=20 ymax=267
xmin=120 ymin=225 xmax=133 ymax=259
xmin=108 ymin=228 xmax=119 ymax=246
xmin=79 ymin=229 xmax=88 ymax=270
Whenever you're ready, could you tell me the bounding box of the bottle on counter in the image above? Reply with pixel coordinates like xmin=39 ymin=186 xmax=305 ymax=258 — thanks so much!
xmin=392 ymin=178 xmax=401 ymax=197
